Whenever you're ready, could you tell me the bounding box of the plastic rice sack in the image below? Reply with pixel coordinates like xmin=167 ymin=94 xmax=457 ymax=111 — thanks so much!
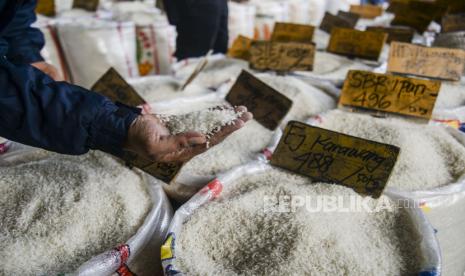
xmin=228 ymin=2 xmax=256 ymax=46
xmin=0 ymin=144 xmax=173 ymax=276
xmin=161 ymin=162 xmax=441 ymax=276
xmin=57 ymin=19 xmax=138 ymax=88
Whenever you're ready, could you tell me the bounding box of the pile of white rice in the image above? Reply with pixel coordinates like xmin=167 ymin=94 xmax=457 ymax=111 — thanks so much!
xmin=0 ymin=151 xmax=151 ymax=275
xmin=176 ymin=168 xmax=423 ymax=275
xmin=308 ymin=51 xmax=373 ymax=81
xmin=317 ymin=110 xmax=465 ymax=191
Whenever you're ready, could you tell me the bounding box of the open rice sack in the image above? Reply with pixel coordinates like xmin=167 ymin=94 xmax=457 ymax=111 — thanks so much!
xmin=128 ymin=75 xmax=212 ymax=103
xmin=305 ymin=110 xmax=465 ymax=199
xmin=57 ymin=19 xmax=138 ymax=89
xmin=173 ymin=54 xmax=249 ymax=91
xmin=161 ymin=162 xmax=441 ymax=276
xmin=0 ymin=147 xmax=173 ymax=276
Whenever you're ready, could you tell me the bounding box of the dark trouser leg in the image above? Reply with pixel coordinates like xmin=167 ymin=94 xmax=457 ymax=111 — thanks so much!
xmin=174 ymin=0 xmax=222 ymax=60
xmin=212 ymin=0 xmax=229 ymax=54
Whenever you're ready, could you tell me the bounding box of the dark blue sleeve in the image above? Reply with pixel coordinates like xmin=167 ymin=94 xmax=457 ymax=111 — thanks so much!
xmin=0 ymin=57 xmax=139 ymax=156
xmin=3 ymin=0 xmax=45 ymax=64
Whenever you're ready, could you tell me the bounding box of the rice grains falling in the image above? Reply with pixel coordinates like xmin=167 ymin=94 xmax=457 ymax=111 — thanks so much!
xmin=175 ymin=168 xmax=424 ymax=276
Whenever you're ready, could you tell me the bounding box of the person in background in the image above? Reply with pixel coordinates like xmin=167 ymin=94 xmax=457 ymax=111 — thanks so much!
xmin=0 ymin=0 xmax=251 ymax=163
xmin=163 ymin=0 xmax=229 ymax=60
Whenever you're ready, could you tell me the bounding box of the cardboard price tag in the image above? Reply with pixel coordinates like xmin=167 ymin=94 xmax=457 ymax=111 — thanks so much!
xmin=320 ymin=12 xmax=357 ymax=34
xmin=337 ymin=11 xmax=361 ymax=27
xmin=91 ymin=68 xmax=146 ymax=106
xmin=227 ymin=35 xmax=252 ymax=61
xmin=271 ymin=121 xmax=400 ymax=198
xmin=36 ymin=0 xmax=55 ymax=17
xmin=249 ymin=41 xmax=315 ymax=72
xmin=226 ymin=70 xmax=293 ymax=130
xmin=442 ymin=13 xmax=465 ymax=33
xmin=73 ymin=0 xmax=99 ymax=11
xmin=366 ymin=26 xmax=415 ymax=44
xmin=327 ymin=28 xmax=387 ymax=61
xmin=349 ymin=4 xmax=383 ymax=19
xmin=390 ymin=1 xmax=446 ymax=33
xmin=126 ymin=153 xmax=182 ymax=183
xmin=340 ymin=70 xmax=441 ymax=120
xmin=270 ymin=22 xmax=315 ymax=43
xmin=387 ymin=42 xmax=465 ymax=81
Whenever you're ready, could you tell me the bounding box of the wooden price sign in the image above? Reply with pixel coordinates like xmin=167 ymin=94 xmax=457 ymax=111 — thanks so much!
xmin=387 ymin=42 xmax=465 ymax=81
xmin=320 ymin=12 xmax=357 ymax=34
xmin=339 ymin=70 xmax=441 ymax=120
xmin=337 ymin=11 xmax=361 ymax=27
xmin=270 ymin=22 xmax=315 ymax=43
xmin=91 ymin=68 xmax=146 ymax=106
xmin=349 ymin=5 xmax=383 ymax=19
xmin=249 ymin=41 xmax=315 ymax=72
xmin=442 ymin=13 xmax=465 ymax=33
xmin=327 ymin=28 xmax=387 ymax=61
xmin=227 ymin=35 xmax=253 ymax=61
xmin=271 ymin=121 xmax=400 ymax=198
xmin=124 ymin=152 xmax=182 ymax=184
xmin=36 ymin=0 xmax=55 ymax=17
xmin=73 ymin=0 xmax=99 ymax=12
xmin=386 ymin=0 xmax=409 ymax=14
xmin=226 ymin=70 xmax=293 ymax=130
xmin=390 ymin=1 xmax=446 ymax=33
xmin=366 ymin=26 xmax=414 ymax=44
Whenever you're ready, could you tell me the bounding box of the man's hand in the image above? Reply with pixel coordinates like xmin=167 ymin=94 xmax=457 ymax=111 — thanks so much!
xmin=31 ymin=61 xmax=63 ymax=81
xmin=124 ymin=106 xmax=253 ymax=163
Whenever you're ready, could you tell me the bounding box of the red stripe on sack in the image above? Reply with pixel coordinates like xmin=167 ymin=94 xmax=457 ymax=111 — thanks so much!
xmin=200 ymin=179 xmax=223 ymax=198
xmin=116 ymin=264 xmax=137 ymax=276
xmin=116 ymin=23 xmax=134 ymax=78
xmin=115 ymin=244 xmax=131 ymax=264
xmin=0 ymin=143 xmax=8 ymax=154
xmin=149 ymin=25 xmax=160 ymax=74
xmin=262 ymin=148 xmax=273 ymax=160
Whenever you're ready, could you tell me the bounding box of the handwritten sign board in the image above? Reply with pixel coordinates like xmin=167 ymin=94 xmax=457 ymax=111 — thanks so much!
xmin=249 ymin=41 xmax=315 ymax=72
xmin=349 ymin=5 xmax=383 ymax=19
xmin=320 ymin=12 xmax=357 ymax=34
xmin=327 ymin=28 xmax=387 ymax=61
xmin=442 ymin=13 xmax=465 ymax=33
xmin=340 ymin=70 xmax=441 ymax=120
xmin=124 ymin=152 xmax=182 ymax=184
xmin=337 ymin=11 xmax=361 ymax=27
xmin=271 ymin=121 xmax=400 ymax=198
xmin=73 ymin=0 xmax=99 ymax=11
xmin=226 ymin=70 xmax=292 ymax=130
xmin=387 ymin=42 xmax=465 ymax=81
xmin=366 ymin=26 xmax=414 ymax=44
xmin=270 ymin=22 xmax=315 ymax=43
xmin=390 ymin=1 xmax=446 ymax=33
xmin=386 ymin=0 xmax=409 ymax=13
xmin=91 ymin=68 xmax=146 ymax=106
xmin=36 ymin=0 xmax=55 ymax=17
xmin=228 ymin=35 xmax=252 ymax=61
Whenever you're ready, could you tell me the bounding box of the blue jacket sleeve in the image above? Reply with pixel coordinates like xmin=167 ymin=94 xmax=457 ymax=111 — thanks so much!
xmin=3 ymin=0 xmax=45 ymax=64
xmin=0 ymin=57 xmax=139 ymax=156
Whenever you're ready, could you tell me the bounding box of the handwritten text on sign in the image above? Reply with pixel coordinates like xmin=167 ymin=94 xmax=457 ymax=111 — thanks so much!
xmin=271 ymin=121 xmax=400 ymax=198
xmin=340 ymin=70 xmax=441 ymax=119
xmin=271 ymin=22 xmax=315 ymax=43
xmin=387 ymin=42 xmax=465 ymax=81
xmin=327 ymin=28 xmax=387 ymax=61
xmin=91 ymin=68 xmax=146 ymax=106
xmin=227 ymin=35 xmax=252 ymax=61
xmin=226 ymin=70 xmax=292 ymax=130
xmin=249 ymin=41 xmax=315 ymax=72
xmin=127 ymin=153 xmax=182 ymax=184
